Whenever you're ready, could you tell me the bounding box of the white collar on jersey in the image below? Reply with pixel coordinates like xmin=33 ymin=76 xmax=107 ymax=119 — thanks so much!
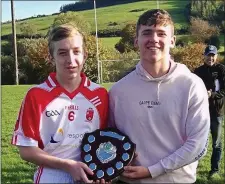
xmin=47 ymin=72 xmax=90 ymax=88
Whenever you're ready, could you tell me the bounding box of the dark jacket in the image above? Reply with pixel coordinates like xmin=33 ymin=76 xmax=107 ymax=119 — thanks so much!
xmin=194 ymin=63 xmax=225 ymax=117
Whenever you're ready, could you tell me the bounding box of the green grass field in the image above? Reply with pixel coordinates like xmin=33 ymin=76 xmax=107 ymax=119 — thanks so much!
xmin=1 ymin=0 xmax=189 ymax=36
xmin=100 ymin=37 xmax=121 ymax=50
xmin=1 ymin=85 xmax=224 ymax=183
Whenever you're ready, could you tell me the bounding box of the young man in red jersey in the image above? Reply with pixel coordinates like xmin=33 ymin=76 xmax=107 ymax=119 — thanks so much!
xmin=12 ymin=24 xmax=108 ymax=183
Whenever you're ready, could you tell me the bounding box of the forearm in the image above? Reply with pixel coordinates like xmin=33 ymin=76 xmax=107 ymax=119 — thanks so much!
xmin=149 ymin=79 xmax=210 ymax=178
xmin=149 ymin=111 xmax=210 ymax=178
xmin=148 ymin=135 xmax=209 ymax=178
xmin=18 ymin=146 xmax=94 ymax=183
xmin=211 ymin=89 xmax=225 ymax=99
xmin=18 ymin=146 xmax=73 ymax=172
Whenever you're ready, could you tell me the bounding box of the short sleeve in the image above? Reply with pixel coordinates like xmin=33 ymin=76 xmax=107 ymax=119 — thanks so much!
xmin=11 ymin=89 xmax=41 ymax=147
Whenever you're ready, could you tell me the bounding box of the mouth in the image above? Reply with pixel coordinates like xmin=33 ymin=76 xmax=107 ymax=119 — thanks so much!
xmin=66 ymin=66 xmax=76 ymax=70
xmin=146 ymin=46 xmax=160 ymax=51
xmin=66 ymin=66 xmax=78 ymax=72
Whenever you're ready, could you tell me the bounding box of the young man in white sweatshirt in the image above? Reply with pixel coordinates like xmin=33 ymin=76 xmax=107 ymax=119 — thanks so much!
xmin=109 ymin=9 xmax=210 ymax=183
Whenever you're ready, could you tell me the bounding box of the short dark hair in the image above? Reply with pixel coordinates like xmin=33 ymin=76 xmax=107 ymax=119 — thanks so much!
xmin=136 ymin=9 xmax=174 ymax=36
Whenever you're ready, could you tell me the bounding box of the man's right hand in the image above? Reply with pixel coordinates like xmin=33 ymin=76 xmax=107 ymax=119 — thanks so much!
xmin=64 ymin=160 xmax=94 ymax=183
xmin=18 ymin=146 xmax=94 ymax=183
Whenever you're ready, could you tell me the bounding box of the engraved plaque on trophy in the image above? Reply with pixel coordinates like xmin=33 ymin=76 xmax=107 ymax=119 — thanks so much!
xmin=81 ymin=127 xmax=136 ymax=181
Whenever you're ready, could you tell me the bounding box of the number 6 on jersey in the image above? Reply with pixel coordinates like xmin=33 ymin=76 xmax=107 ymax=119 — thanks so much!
xmin=68 ymin=111 xmax=75 ymax=121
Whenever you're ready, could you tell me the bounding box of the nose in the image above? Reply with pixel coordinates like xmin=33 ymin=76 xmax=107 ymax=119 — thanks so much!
xmin=209 ymin=56 xmax=214 ymax=60
xmin=148 ymin=32 xmax=159 ymax=43
xmin=68 ymin=51 xmax=77 ymax=65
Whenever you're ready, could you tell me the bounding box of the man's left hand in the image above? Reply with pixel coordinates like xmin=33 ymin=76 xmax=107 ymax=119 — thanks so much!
xmin=122 ymin=166 xmax=151 ymax=179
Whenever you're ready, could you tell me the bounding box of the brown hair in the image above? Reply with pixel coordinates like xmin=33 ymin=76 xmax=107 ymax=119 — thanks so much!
xmin=48 ymin=24 xmax=87 ymax=57
xmin=136 ymin=9 xmax=174 ymax=36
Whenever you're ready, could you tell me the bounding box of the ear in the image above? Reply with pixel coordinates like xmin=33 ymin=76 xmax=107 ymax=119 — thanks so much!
xmin=48 ymin=54 xmax=55 ymax=64
xmin=83 ymin=51 xmax=88 ymax=61
xmin=170 ymin=36 xmax=176 ymax=48
xmin=134 ymin=36 xmax=138 ymax=48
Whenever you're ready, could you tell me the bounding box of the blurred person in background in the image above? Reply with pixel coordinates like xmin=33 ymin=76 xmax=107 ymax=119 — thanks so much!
xmin=194 ymin=45 xmax=225 ymax=179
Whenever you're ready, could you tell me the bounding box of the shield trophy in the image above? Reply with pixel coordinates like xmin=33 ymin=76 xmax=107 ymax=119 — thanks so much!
xmin=81 ymin=127 xmax=136 ymax=181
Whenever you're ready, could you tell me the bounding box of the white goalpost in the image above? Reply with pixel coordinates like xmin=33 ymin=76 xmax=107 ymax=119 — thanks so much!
xmin=93 ymin=0 xmax=101 ymax=84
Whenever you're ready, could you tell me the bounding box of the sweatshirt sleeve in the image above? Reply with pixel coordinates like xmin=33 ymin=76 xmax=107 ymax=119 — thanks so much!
xmin=98 ymin=88 xmax=109 ymax=129
xmin=148 ymin=77 xmax=210 ymax=178
xmin=108 ymin=89 xmax=117 ymax=128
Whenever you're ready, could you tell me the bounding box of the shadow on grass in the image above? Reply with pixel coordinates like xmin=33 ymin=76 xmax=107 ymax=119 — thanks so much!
xmin=196 ymin=171 xmax=225 ymax=184
xmin=198 ymin=170 xmax=209 ymax=176
xmin=196 ymin=178 xmax=225 ymax=184
xmin=2 ymin=164 xmax=35 ymax=183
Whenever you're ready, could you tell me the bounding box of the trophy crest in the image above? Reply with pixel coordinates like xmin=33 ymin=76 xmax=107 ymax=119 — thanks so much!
xmin=96 ymin=142 xmax=117 ymax=163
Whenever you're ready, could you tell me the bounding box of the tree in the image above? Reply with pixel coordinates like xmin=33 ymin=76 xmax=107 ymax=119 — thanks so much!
xmin=17 ymin=38 xmax=53 ymax=83
xmin=19 ymin=22 xmax=37 ymax=38
xmin=190 ymin=17 xmax=220 ymax=43
xmin=51 ymin=12 xmax=91 ymax=35
xmin=190 ymin=0 xmax=224 ymax=22
xmin=171 ymin=43 xmax=206 ymax=72
xmin=115 ymin=23 xmax=137 ymax=53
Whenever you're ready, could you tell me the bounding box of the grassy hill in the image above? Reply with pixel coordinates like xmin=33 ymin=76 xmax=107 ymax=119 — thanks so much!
xmin=1 ymin=0 xmax=189 ymax=37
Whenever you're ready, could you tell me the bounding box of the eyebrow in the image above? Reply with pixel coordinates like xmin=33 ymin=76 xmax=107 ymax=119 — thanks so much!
xmin=58 ymin=49 xmax=68 ymax=52
xmin=141 ymin=29 xmax=166 ymax=33
xmin=57 ymin=47 xmax=81 ymax=52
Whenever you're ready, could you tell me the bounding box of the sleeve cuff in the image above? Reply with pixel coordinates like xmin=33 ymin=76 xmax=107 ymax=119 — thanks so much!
xmin=12 ymin=134 xmax=38 ymax=147
xmin=148 ymin=161 xmax=165 ymax=178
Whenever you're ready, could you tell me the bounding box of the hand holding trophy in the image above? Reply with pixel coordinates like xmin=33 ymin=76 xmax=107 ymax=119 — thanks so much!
xmin=81 ymin=128 xmax=136 ymax=182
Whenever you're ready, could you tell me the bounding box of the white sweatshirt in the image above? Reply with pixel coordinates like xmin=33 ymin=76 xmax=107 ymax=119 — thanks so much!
xmin=109 ymin=62 xmax=210 ymax=183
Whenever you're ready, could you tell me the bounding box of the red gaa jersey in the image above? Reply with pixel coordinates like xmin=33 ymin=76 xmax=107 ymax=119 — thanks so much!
xmin=11 ymin=72 xmax=108 ymax=161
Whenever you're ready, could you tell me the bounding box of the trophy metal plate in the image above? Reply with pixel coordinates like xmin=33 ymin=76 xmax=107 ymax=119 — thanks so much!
xmin=81 ymin=127 xmax=136 ymax=181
